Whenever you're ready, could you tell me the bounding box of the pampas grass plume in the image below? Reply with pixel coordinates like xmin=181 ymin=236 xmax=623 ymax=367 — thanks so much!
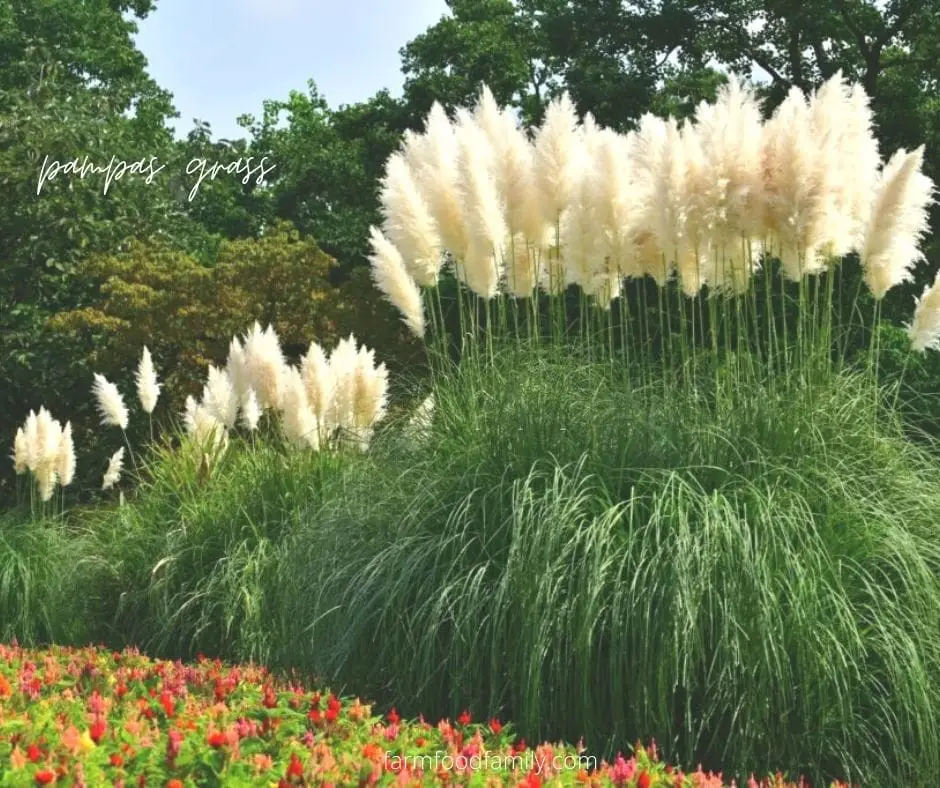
xmin=368 ymin=225 xmax=426 ymax=337
xmin=908 ymin=272 xmax=940 ymax=352
xmin=102 ymin=447 xmax=124 ymax=491
xmin=56 ymin=421 xmax=75 ymax=488
xmin=92 ymin=373 xmax=129 ymax=430
xmin=136 ymin=346 xmax=161 ymax=414
xmin=861 ymin=145 xmax=935 ymax=300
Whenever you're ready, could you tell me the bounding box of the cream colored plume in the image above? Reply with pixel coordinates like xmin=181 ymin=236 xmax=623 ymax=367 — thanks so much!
xmin=56 ymin=421 xmax=75 ymax=488
xmin=408 ymin=102 xmax=470 ymax=261
xmin=301 ymin=340 xmax=335 ymax=439
xmin=380 ymin=152 xmax=443 ymax=287
xmin=280 ymin=366 xmax=320 ymax=449
xmin=454 ymin=110 xmax=507 ymax=298
xmin=92 ymin=373 xmax=129 ymax=430
xmin=860 ymin=145 xmax=935 ymax=300
xmin=908 ymin=273 xmax=940 ymax=352
xmin=136 ymin=346 xmax=161 ymax=415
xmin=101 ymin=447 xmax=125 ymax=491
xmin=368 ymin=225 xmax=426 ymax=338
xmin=201 ymin=365 xmax=239 ymax=430
xmin=240 ymin=322 xmax=287 ymax=411
xmin=533 ymin=92 xmax=581 ymax=224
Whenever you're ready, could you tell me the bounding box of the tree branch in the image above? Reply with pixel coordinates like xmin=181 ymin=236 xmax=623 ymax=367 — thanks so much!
xmin=833 ymin=0 xmax=872 ymax=59
xmin=875 ymin=0 xmax=926 ymax=51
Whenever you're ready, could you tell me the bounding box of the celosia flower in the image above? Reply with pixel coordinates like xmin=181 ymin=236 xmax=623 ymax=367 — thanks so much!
xmin=92 ymin=373 xmax=129 ymax=430
xmin=101 ymin=447 xmax=124 ymax=491
xmin=135 ymin=346 xmax=161 ymax=414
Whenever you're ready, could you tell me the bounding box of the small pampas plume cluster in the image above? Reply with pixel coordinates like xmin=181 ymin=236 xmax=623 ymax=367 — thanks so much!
xmin=101 ymin=447 xmax=124 ymax=491
xmin=135 ymin=346 xmax=161 ymax=415
xmin=860 ymin=145 xmax=934 ymax=300
xmin=370 ymin=72 xmax=934 ymax=326
xmin=908 ymin=273 xmax=940 ymax=353
xmin=92 ymin=373 xmax=129 ymax=430
xmin=11 ymin=408 xmax=75 ymax=501
xmin=183 ymin=322 xmax=390 ymax=456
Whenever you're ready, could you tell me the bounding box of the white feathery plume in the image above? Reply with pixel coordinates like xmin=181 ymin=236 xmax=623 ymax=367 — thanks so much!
xmin=454 ymin=110 xmax=507 ymax=297
xmin=368 ymin=225 xmax=426 ymax=337
xmin=13 ymin=425 xmax=29 ymax=475
xmin=759 ymin=85 xmax=836 ymax=280
xmin=240 ymin=389 xmax=262 ymax=432
xmin=380 ymin=152 xmax=443 ymax=287
xmin=240 ymin=322 xmax=287 ymax=411
xmin=352 ymin=345 xmax=389 ymax=428
xmin=183 ymin=395 xmax=199 ymax=434
xmin=908 ymin=272 xmax=940 ymax=352
xmin=136 ymin=346 xmax=161 ymax=415
xmin=226 ymin=337 xmax=251 ymax=400
xmin=101 ymin=447 xmax=125 ymax=491
xmin=56 ymin=421 xmax=75 ymax=488
xmin=410 ymin=102 xmax=470 ymax=261
xmin=201 ymin=365 xmax=239 ymax=430
xmin=301 ymin=340 xmax=334 ymax=439
xmin=559 ymin=137 xmax=601 ymax=293
xmin=327 ymin=334 xmax=360 ymax=435
xmin=533 ymin=92 xmax=581 ymax=226
xmin=92 ymin=373 xmax=129 ymax=430
xmin=591 ymin=129 xmax=640 ymax=283
xmin=860 ymin=145 xmax=935 ymax=300
xmin=184 ymin=401 xmax=228 ymax=456
xmin=280 ymin=366 xmax=320 ymax=449
xmin=689 ymin=78 xmax=765 ymax=292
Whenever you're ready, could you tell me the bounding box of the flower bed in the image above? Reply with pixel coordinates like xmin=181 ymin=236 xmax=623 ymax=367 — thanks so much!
xmin=0 ymin=644 xmax=851 ymax=787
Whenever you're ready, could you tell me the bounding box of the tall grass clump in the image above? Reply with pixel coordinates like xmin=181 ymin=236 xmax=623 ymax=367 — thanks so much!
xmin=285 ymin=347 xmax=940 ymax=784
xmin=309 ymin=73 xmax=940 ymax=782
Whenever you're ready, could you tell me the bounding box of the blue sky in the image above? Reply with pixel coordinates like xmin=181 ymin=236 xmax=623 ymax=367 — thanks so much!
xmin=133 ymin=0 xmax=450 ymax=140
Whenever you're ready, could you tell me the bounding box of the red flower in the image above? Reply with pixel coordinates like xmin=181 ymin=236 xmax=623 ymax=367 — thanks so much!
xmin=457 ymin=709 xmax=472 ymax=726
xmin=308 ymin=708 xmax=322 ymax=725
xmin=160 ymin=691 xmax=175 ymax=717
xmin=27 ymin=743 xmax=42 ymax=763
xmin=637 ymin=772 xmax=651 ymax=788
xmin=520 ymin=773 xmax=540 ymax=788
xmin=286 ymin=753 xmax=304 ymax=779
xmin=263 ymin=686 xmax=278 ymax=709
xmin=415 ymin=736 xmax=427 ymax=747
xmin=166 ymin=729 xmax=183 ymax=762
xmin=167 ymin=781 xmax=184 ymax=788
xmin=34 ymin=772 xmax=55 ymax=785
xmin=489 ymin=718 xmax=503 ymax=736
xmin=512 ymin=739 xmax=527 ymax=756
xmin=89 ymin=716 xmax=107 ymax=744
xmin=387 ymin=707 xmax=400 ymax=725
xmin=325 ymin=706 xmax=339 ymax=723
xmin=110 ymin=753 xmax=123 ymax=767
xmin=207 ymin=730 xmax=227 ymax=748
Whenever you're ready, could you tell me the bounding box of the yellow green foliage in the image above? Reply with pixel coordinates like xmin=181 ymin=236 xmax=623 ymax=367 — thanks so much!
xmin=48 ymin=221 xmax=423 ymax=422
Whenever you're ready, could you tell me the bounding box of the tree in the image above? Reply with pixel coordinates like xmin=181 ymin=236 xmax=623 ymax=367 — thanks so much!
xmin=0 ymin=0 xmax=201 ymax=503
